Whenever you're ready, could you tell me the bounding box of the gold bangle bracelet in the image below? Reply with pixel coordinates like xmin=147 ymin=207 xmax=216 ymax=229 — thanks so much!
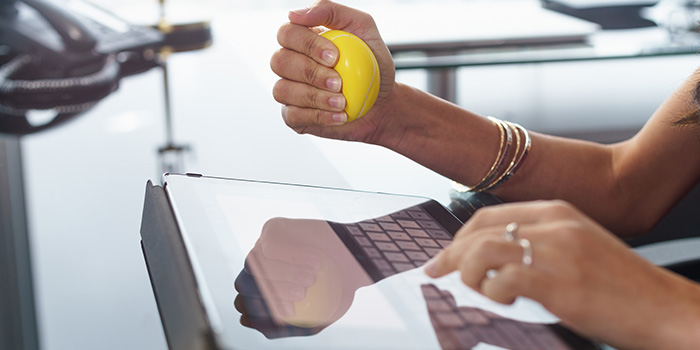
xmin=467 ymin=117 xmax=505 ymax=189
xmin=474 ymin=121 xmax=521 ymax=192
xmin=476 ymin=121 xmax=531 ymax=192
xmin=470 ymin=117 xmax=513 ymax=192
xmin=496 ymin=122 xmax=531 ymax=188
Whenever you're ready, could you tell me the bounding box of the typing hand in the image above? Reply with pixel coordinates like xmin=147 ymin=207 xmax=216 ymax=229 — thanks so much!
xmin=424 ymin=200 xmax=700 ymax=350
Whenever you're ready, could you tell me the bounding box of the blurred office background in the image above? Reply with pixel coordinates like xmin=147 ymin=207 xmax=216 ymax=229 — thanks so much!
xmin=4 ymin=0 xmax=700 ymax=349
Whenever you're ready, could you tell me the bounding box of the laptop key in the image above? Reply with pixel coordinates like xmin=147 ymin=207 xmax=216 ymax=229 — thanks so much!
xmin=454 ymin=329 xmax=480 ymax=349
xmin=418 ymin=220 xmax=442 ymax=229
xmin=359 ymin=222 xmax=383 ymax=232
xmin=387 ymin=231 xmax=411 ymax=241
xmin=375 ymin=242 xmax=401 ymax=252
xmin=392 ymin=262 xmax=415 ymax=272
xmin=396 ymin=241 xmax=421 ymax=251
xmin=459 ymin=309 xmax=490 ymax=326
xmin=421 ymin=284 xmax=441 ymax=299
xmin=408 ymin=211 xmax=431 ymax=220
xmin=493 ymin=320 xmax=540 ymax=350
xmin=405 ymin=228 xmax=430 ymax=238
xmin=435 ymin=311 xmax=466 ymax=328
xmin=378 ymin=222 xmax=403 ymax=231
xmin=415 ymin=238 xmax=440 ymax=248
xmin=473 ymin=326 xmax=516 ymax=350
xmin=427 ymin=229 xmax=452 ymax=240
xmin=384 ymin=252 xmax=410 ymax=263
xmin=367 ymin=232 xmax=391 ymax=242
xmin=406 ymin=251 xmax=429 ymax=261
xmin=390 ymin=210 xmax=412 ymax=219
xmin=437 ymin=239 xmax=452 ymax=248
xmin=424 ymin=247 xmax=442 ymax=257
xmin=372 ymin=258 xmax=393 ymax=271
xmin=346 ymin=225 xmax=364 ymax=236
xmin=363 ymin=247 xmax=382 ymax=259
xmin=425 ymin=299 xmax=452 ymax=312
xmin=353 ymin=236 xmax=373 ymax=247
xmin=380 ymin=269 xmax=396 ymax=278
xmin=396 ymin=220 xmax=421 ymax=229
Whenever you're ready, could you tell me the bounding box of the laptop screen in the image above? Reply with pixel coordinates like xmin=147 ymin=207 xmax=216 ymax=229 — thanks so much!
xmin=160 ymin=173 xmax=596 ymax=350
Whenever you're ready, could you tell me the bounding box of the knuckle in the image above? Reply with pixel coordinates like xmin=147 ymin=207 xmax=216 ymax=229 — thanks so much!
xmin=304 ymin=64 xmax=320 ymax=85
xmin=473 ymin=236 xmax=500 ymax=255
xmin=313 ymin=109 xmax=324 ymax=126
xmin=557 ymin=220 xmax=587 ymax=242
xmin=301 ymin=34 xmax=317 ymax=57
xmin=544 ymin=200 xmax=577 ymax=217
xmin=307 ymin=87 xmax=321 ymax=107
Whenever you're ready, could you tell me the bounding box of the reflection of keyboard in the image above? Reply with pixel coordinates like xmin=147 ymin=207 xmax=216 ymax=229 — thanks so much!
xmin=330 ymin=205 xmax=453 ymax=282
xmin=421 ymin=284 xmax=597 ymax=350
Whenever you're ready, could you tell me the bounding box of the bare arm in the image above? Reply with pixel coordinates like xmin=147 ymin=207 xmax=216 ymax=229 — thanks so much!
xmin=272 ymin=0 xmax=700 ymax=236
xmin=372 ymin=76 xmax=700 ymax=235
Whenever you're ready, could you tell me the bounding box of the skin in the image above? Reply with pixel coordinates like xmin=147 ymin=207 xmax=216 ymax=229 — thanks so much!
xmin=424 ymin=201 xmax=700 ymax=350
xmin=270 ymin=0 xmax=700 ymax=348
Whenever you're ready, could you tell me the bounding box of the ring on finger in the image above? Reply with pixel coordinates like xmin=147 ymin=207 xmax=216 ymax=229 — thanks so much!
xmin=503 ymin=222 xmax=518 ymax=242
xmin=519 ymin=238 xmax=533 ymax=267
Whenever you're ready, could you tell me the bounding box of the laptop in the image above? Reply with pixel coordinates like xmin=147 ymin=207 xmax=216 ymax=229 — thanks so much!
xmin=140 ymin=173 xmax=602 ymax=350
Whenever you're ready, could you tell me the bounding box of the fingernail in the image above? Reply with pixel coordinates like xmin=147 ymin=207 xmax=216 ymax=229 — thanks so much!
xmin=326 ymin=77 xmax=341 ymax=92
xmin=322 ymin=50 xmax=337 ymax=65
xmin=328 ymin=96 xmax=345 ymax=109
xmin=290 ymin=8 xmax=311 ymax=16
xmin=332 ymin=113 xmax=347 ymax=124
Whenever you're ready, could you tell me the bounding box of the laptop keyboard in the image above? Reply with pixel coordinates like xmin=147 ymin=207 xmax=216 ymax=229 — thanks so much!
xmin=331 ymin=205 xmax=453 ymax=281
xmin=421 ymin=284 xmax=573 ymax=350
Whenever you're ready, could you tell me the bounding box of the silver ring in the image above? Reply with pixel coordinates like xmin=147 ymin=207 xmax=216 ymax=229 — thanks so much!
xmin=519 ymin=238 xmax=533 ymax=267
xmin=503 ymin=222 xmax=518 ymax=242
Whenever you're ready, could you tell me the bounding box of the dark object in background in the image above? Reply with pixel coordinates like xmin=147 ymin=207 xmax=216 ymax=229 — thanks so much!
xmin=0 ymin=0 xmax=164 ymax=135
xmin=541 ymin=0 xmax=660 ymax=29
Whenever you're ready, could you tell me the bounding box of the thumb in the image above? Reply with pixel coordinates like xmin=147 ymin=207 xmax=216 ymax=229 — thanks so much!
xmin=288 ymin=0 xmax=374 ymax=33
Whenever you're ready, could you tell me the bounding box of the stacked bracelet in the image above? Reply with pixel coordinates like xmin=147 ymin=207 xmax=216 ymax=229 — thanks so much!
xmin=465 ymin=116 xmax=532 ymax=193
xmin=467 ymin=117 xmax=512 ymax=190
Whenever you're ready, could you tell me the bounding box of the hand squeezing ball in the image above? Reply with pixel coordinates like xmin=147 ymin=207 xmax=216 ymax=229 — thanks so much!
xmin=320 ymin=30 xmax=380 ymax=122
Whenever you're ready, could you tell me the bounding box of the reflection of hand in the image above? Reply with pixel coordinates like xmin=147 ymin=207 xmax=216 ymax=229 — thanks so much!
xmin=270 ymin=0 xmax=397 ymax=142
xmin=235 ymin=217 xmax=371 ymax=337
xmin=245 ymin=237 xmax=325 ymax=323
xmin=425 ymin=200 xmax=700 ymax=350
xmin=233 ymin=267 xmax=323 ymax=339
xmin=247 ymin=238 xmax=345 ymax=328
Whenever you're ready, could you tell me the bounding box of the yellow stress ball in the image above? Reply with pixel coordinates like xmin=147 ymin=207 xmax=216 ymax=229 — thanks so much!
xmin=320 ymin=30 xmax=380 ymax=122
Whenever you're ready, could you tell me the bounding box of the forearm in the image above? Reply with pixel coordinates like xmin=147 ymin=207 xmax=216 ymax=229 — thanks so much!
xmin=648 ymin=271 xmax=700 ymax=350
xmin=371 ymin=83 xmax=638 ymax=234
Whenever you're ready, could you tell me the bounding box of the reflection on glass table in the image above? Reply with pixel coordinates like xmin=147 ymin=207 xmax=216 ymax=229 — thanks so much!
xmin=234 ymin=201 xmax=456 ymax=338
xmin=420 ymin=284 xmax=597 ymax=350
